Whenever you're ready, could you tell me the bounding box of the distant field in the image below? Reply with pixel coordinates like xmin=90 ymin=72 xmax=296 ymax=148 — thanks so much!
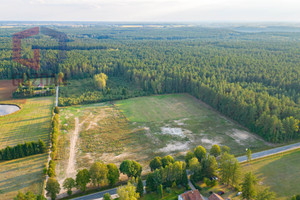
xmin=30 ymin=77 xmax=56 ymax=86
xmin=242 ymin=149 xmax=300 ymax=199
xmin=57 ymin=94 xmax=268 ymax=185
xmin=0 ymin=97 xmax=54 ymax=199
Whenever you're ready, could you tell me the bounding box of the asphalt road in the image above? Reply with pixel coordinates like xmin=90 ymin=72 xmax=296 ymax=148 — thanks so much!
xmin=71 ymin=143 xmax=300 ymax=200
xmin=72 ymin=188 xmax=118 ymax=200
xmin=72 ymin=181 xmax=146 ymax=200
xmin=236 ymin=142 xmax=300 ymax=162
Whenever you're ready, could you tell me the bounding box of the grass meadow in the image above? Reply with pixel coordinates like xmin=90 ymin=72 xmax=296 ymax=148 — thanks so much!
xmin=57 ymin=93 xmax=268 ymax=185
xmin=116 ymin=94 xmax=268 ymax=156
xmin=241 ymin=149 xmax=300 ymax=199
xmin=0 ymin=97 xmax=54 ymax=199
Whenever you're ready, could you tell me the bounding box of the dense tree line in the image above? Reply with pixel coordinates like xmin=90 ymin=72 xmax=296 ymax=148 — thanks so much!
xmin=58 ymin=76 xmax=149 ymax=106
xmin=0 ymin=139 xmax=46 ymax=161
xmin=47 ymin=107 xmax=60 ymax=178
xmin=14 ymin=191 xmax=46 ymax=200
xmin=12 ymin=75 xmax=56 ymax=98
xmin=46 ymin=161 xmax=122 ymax=199
xmin=0 ymin=27 xmax=299 ymax=142
xmin=146 ymin=159 xmax=188 ymax=192
xmin=15 ymin=143 xmax=280 ymax=200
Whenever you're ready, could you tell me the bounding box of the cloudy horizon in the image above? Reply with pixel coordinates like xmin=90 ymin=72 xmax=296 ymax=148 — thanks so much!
xmin=1 ymin=0 xmax=300 ymax=22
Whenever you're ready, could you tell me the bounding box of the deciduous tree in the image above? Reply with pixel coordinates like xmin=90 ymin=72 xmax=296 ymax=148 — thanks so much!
xmin=107 ymin=163 xmax=119 ymax=186
xmin=117 ymin=182 xmax=139 ymax=200
xmin=194 ymin=145 xmax=206 ymax=162
xmin=46 ymin=178 xmax=61 ymax=200
xmin=210 ymin=144 xmax=221 ymax=157
xmin=89 ymin=162 xmax=108 ymax=188
xmin=76 ymin=169 xmax=90 ymax=192
xmin=149 ymin=156 xmax=162 ymax=171
xmin=63 ymin=177 xmax=75 ymax=196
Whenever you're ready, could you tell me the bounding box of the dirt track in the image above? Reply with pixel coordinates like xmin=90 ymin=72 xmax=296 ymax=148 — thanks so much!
xmin=66 ymin=117 xmax=80 ymax=178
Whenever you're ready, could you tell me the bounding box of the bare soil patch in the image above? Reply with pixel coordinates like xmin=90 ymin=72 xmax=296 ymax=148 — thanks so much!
xmin=0 ymin=80 xmax=18 ymax=100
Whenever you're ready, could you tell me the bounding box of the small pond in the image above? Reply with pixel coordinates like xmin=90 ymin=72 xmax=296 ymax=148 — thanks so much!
xmin=0 ymin=104 xmax=20 ymax=116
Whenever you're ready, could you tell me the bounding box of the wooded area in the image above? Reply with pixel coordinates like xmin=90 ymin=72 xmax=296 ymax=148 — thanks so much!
xmin=0 ymin=26 xmax=299 ymax=143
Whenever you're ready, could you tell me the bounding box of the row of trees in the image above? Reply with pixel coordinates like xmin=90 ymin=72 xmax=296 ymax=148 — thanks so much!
xmin=0 ymin=139 xmax=46 ymax=161
xmin=47 ymin=107 xmax=60 ymax=178
xmin=14 ymin=191 xmax=46 ymax=200
xmin=15 ymin=143 xmax=279 ymax=200
xmin=45 ymin=159 xmax=142 ymax=200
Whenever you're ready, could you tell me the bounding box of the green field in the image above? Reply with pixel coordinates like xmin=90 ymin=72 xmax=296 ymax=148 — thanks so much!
xmin=0 ymin=97 xmax=54 ymax=199
xmin=116 ymin=94 xmax=268 ymax=155
xmin=242 ymin=149 xmax=300 ymax=199
xmin=0 ymin=97 xmax=53 ymax=147
xmin=57 ymin=93 xmax=268 ymax=185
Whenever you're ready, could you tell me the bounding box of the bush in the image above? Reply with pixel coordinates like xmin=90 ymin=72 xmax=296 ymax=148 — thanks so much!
xmin=165 ymin=187 xmax=172 ymax=193
xmin=171 ymin=182 xmax=177 ymax=188
xmin=54 ymin=106 xmax=60 ymax=114
xmin=48 ymin=160 xmax=56 ymax=177
xmin=204 ymin=178 xmax=218 ymax=188
xmin=43 ymin=166 xmax=48 ymax=175
xmin=104 ymin=193 xmax=112 ymax=200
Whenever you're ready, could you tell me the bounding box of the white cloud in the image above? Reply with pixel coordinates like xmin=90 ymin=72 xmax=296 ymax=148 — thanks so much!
xmin=1 ymin=0 xmax=300 ymax=21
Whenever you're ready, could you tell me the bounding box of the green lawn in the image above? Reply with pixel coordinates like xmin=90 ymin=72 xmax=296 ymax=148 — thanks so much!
xmin=139 ymin=188 xmax=185 ymax=200
xmin=116 ymin=94 xmax=268 ymax=156
xmin=242 ymin=149 xmax=300 ymax=199
xmin=0 ymin=97 xmax=54 ymax=199
xmin=116 ymin=94 xmax=204 ymax=122
xmin=195 ymin=182 xmax=239 ymax=199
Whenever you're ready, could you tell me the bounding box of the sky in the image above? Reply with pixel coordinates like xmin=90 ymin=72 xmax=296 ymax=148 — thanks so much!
xmin=1 ymin=0 xmax=300 ymax=22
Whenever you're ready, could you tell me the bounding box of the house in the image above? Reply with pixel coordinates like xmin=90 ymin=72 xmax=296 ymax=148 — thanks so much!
xmin=208 ymin=193 xmax=224 ymax=200
xmin=178 ymin=190 xmax=205 ymax=200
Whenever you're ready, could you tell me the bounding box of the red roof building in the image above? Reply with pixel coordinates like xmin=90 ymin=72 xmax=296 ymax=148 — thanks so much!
xmin=208 ymin=193 xmax=224 ymax=200
xmin=178 ymin=190 xmax=205 ymax=200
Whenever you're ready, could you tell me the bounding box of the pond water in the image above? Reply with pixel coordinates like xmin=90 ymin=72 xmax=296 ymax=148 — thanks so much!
xmin=0 ymin=104 xmax=20 ymax=116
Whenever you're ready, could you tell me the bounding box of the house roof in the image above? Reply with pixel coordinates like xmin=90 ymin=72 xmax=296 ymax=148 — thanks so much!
xmin=180 ymin=190 xmax=205 ymax=200
xmin=208 ymin=193 xmax=224 ymax=200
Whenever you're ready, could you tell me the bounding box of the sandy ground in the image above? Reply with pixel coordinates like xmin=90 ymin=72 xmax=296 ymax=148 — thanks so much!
xmin=66 ymin=117 xmax=80 ymax=178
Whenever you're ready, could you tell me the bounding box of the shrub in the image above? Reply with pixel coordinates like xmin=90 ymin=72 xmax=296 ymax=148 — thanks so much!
xmin=54 ymin=106 xmax=60 ymax=114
